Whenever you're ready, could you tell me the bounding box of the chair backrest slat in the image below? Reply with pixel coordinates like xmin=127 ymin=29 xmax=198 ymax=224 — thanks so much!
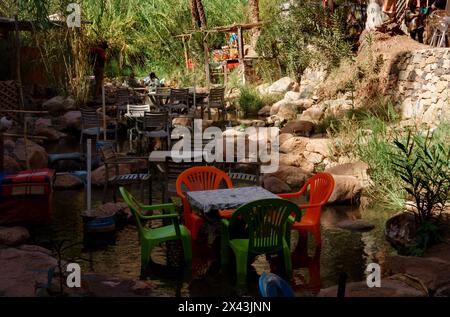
xmin=170 ymin=88 xmax=189 ymax=105
xmin=80 ymin=107 xmax=100 ymax=129
xmin=143 ymin=111 xmax=168 ymax=129
xmin=127 ymin=104 xmax=151 ymax=117
xmin=230 ymin=198 xmax=301 ymax=253
xmin=209 ymin=86 xmax=225 ymax=105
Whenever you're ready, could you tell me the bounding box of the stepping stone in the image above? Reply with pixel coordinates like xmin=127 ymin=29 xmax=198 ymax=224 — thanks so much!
xmin=336 ymin=219 xmax=375 ymax=232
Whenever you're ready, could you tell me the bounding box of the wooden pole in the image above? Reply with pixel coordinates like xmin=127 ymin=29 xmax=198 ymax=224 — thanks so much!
xmin=237 ymin=26 xmax=245 ymax=85
xmin=203 ymin=32 xmax=210 ymax=88
xmin=182 ymin=36 xmax=190 ymax=70
xmin=86 ymin=138 xmax=92 ymax=210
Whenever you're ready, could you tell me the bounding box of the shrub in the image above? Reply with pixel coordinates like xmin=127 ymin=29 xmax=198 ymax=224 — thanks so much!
xmin=238 ymin=86 xmax=264 ymax=116
xmin=389 ymin=128 xmax=450 ymax=254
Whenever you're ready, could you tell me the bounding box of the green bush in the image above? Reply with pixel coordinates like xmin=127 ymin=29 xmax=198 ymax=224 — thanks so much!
xmin=238 ymin=86 xmax=264 ymax=116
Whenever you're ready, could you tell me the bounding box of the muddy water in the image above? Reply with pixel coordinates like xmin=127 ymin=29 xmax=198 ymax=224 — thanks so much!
xmin=29 ymin=184 xmax=397 ymax=297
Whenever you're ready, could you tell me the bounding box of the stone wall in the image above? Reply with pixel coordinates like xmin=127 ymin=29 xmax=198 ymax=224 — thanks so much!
xmin=389 ymin=48 xmax=450 ymax=126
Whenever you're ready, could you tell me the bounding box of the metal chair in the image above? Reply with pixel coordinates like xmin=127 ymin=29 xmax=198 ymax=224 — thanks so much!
xmin=138 ymin=111 xmax=171 ymax=152
xmin=207 ymin=86 xmax=226 ymax=120
xmin=166 ymin=88 xmax=190 ymax=114
xmin=80 ymin=106 xmax=102 ymax=153
xmin=125 ymin=104 xmax=151 ymax=151
xmin=99 ymin=142 xmax=151 ymax=204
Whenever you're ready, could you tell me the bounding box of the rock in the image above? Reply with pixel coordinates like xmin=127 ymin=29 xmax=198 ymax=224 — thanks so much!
xmin=268 ymin=165 xmax=311 ymax=187
xmin=0 ymin=246 xmax=57 ymax=296
xmin=284 ymin=91 xmax=302 ymax=102
xmin=91 ymin=164 xmax=132 ymax=186
xmin=303 ymin=151 xmax=324 ymax=164
xmin=34 ymin=118 xmax=52 ymax=128
xmin=300 ymin=107 xmax=324 ymax=122
xmin=3 ymin=155 xmax=21 ymax=173
xmin=60 ymin=111 xmax=81 ymax=130
xmin=0 ymin=226 xmax=30 ymax=246
xmin=13 ymin=139 xmax=48 ymax=169
xmin=276 ymin=104 xmax=298 ymax=121
xmin=280 ymin=120 xmax=315 ymax=137
xmin=336 ymin=219 xmax=375 ymax=232
xmin=325 ymin=162 xmax=370 ymax=187
xmin=34 ymin=126 xmax=67 ymax=141
xmin=318 ymin=277 xmax=427 ymax=297
xmin=279 ymin=136 xmax=310 ymax=155
xmin=385 ymin=255 xmax=450 ymax=292
xmin=54 ymin=175 xmax=84 ymax=190
xmin=268 ymin=77 xmax=295 ymax=94
xmin=279 ymin=133 xmax=294 ymax=145
xmin=263 ymin=176 xmax=292 ymax=194
xmin=305 ymin=138 xmax=331 ymax=157
xmin=256 ymin=83 xmax=270 ymax=95
xmin=279 ymin=153 xmax=315 ymax=173
xmin=328 ymin=175 xmax=363 ymax=204
xmin=385 ymin=212 xmax=418 ymax=254
xmin=258 ymin=105 xmax=272 ymax=116
xmin=270 ymin=99 xmax=287 ymax=115
xmin=42 ymin=96 xmax=77 ymax=114
xmin=435 ymin=285 xmax=450 ymax=297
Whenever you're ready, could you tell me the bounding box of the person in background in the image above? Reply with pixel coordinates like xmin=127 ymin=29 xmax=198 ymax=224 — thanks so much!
xmin=144 ymin=72 xmax=163 ymax=92
xmin=127 ymin=72 xmax=141 ymax=88
xmin=90 ymin=41 xmax=108 ymax=98
xmin=406 ymin=0 xmax=425 ymax=43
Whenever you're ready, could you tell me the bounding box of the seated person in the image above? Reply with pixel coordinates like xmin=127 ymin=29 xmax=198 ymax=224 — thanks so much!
xmin=127 ymin=72 xmax=141 ymax=88
xmin=143 ymin=72 xmax=163 ymax=91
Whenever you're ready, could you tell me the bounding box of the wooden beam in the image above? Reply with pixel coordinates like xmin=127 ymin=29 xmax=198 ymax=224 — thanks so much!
xmin=203 ymin=32 xmax=210 ymax=88
xmin=182 ymin=36 xmax=190 ymax=70
xmin=237 ymin=26 xmax=245 ymax=84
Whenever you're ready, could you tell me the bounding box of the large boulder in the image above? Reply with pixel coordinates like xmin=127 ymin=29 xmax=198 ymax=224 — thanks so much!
xmin=256 ymin=83 xmax=270 ymax=95
xmin=42 ymin=96 xmax=76 ymax=114
xmin=0 ymin=226 xmax=30 ymax=246
xmin=267 ymin=165 xmax=311 ymax=187
xmin=13 ymin=139 xmax=48 ymax=169
xmin=60 ymin=111 xmax=81 ymax=130
xmin=263 ymin=176 xmax=292 ymax=194
xmin=305 ymin=138 xmax=331 ymax=157
xmin=268 ymin=77 xmax=295 ymax=94
xmin=280 ymin=120 xmax=315 ymax=137
xmin=385 ymin=255 xmax=450 ymax=293
xmin=385 ymin=212 xmax=418 ymax=254
xmin=284 ymin=91 xmax=302 ymax=102
xmin=279 ymin=136 xmax=310 ymax=155
xmin=328 ymin=175 xmax=363 ymax=204
xmin=279 ymin=133 xmax=294 ymax=145
xmin=276 ymin=103 xmax=298 ymax=121
xmin=325 ymin=162 xmax=370 ymax=187
xmin=318 ymin=277 xmax=427 ymax=297
xmin=300 ymin=107 xmax=324 ymax=123
xmin=0 ymin=245 xmax=57 ymax=296
xmin=279 ymin=153 xmax=315 ymax=173
xmin=34 ymin=126 xmax=67 ymax=141
xmin=258 ymin=105 xmax=272 ymax=116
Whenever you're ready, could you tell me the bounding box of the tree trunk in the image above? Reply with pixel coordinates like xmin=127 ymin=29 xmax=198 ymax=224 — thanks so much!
xmin=249 ymin=0 xmax=260 ymax=48
xmin=195 ymin=0 xmax=207 ymax=28
xmin=189 ymin=0 xmax=200 ymax=28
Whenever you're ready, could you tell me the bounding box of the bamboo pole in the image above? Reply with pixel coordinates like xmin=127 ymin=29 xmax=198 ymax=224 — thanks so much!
xmin=102 ymin=85 xmax=106 ymax=140
xmin=203 ymin=31 xmax=210 ymax=88
xmin=3 ymin=133 xmax=48 ymax=140
xmin=237 ymin=26 xmax=245 ymax=85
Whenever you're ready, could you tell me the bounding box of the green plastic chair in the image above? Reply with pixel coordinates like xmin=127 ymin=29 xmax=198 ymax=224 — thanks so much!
xmin=119 ymin=187 xmax=192 ymax=270
xmin=220 ymin=198 xmax=302 ymax=285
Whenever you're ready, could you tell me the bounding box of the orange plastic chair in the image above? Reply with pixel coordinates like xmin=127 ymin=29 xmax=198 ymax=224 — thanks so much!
xmin=176 ymin=166 xmax=233 ymax=241
xmin=278 ymin=173 xmax=334 ymax=247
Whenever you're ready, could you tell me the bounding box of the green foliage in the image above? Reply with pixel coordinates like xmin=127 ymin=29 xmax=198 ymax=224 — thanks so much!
xmin=390 ymin=130 xmax=450 ymax=224
xmin=256 ymin=0 xmax=353 ymax=83
xmin=238 ymin=85 xmax=264 ymax=115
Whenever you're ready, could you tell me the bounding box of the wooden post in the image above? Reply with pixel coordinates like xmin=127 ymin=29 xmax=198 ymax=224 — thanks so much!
xmin=237 ymin=26 xmax=245 ymax=84
xmin=203 ymin=31 xmax=210 ymax=88
xmin=182 ymin=36 xmax=190 ymax=70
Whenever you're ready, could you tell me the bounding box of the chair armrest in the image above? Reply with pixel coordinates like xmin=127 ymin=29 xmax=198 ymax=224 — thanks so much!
xmin=139 ymin=202 xmax=176 ymax=213
xmin=138 ymin=213 xmax=179 ymax=220
xmin=278 ymin=182 xmax=308 ymax=199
